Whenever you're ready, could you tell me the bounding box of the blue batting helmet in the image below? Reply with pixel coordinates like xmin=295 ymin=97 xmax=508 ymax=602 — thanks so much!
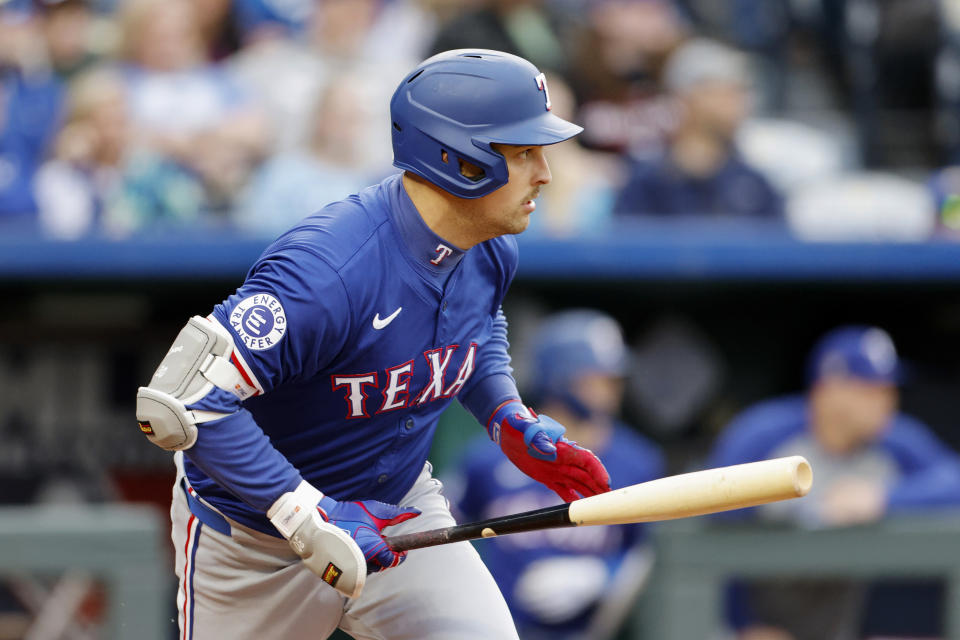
xmin=390 ymin=49 xmax=583 ymax=198
xmin=530 ymin=310 xmax=629 ymax=407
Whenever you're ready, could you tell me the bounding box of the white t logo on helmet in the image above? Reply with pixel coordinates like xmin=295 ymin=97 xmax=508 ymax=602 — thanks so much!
xmin=535 ymin=72 xmax=551 ymax=111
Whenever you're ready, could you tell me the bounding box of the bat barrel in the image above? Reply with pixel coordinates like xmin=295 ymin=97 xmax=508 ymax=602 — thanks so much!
xmin=569 ymin=455 xmax=813 ymax=526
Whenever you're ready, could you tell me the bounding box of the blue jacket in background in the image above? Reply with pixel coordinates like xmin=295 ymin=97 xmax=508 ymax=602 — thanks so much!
xmin=613 ymin=150 xmax=784 ymax=219
xmin=0 ymin=70 xmax=64 ymax=223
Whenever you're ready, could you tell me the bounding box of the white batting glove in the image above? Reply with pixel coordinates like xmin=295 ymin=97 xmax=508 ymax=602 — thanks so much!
xmin=268 ymin=481 xmax=367 ymax=598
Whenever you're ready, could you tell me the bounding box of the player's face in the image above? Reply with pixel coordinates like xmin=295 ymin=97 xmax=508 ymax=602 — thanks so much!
xmin=811 ymin=378 xmax=898 ymax=453
xmin=686 ymin=82 xmax=750 ymax=140
xmin=572 ymin=372 xmax=624 ymax=418
xmin=466 ymin=143 xmax=552 ymax=238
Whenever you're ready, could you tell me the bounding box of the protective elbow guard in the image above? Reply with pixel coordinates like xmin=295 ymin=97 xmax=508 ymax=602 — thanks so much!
xmin=136 ymin=316 xmax=254 ymax=451
xmin=136 ymin=387 xmax=226 ymax=451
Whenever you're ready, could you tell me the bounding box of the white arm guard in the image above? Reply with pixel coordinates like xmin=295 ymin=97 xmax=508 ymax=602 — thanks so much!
xmin=136 ymin=316 xmax=255 ymax=451
xmin=267 ymin=481 xmax=367 ymax=599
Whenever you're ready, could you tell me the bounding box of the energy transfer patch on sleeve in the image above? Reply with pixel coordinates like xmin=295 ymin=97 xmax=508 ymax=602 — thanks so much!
xmin=229 ymin=294 xmax=288 ymax=351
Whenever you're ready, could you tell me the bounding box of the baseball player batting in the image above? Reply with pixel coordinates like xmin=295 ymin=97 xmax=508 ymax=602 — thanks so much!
xmin=135 ymin=50 xmax=608 ymax=639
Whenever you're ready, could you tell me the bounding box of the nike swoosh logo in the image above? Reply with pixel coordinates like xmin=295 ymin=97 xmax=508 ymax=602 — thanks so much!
xmin=372 ymin=307 xmax=402 ymax=330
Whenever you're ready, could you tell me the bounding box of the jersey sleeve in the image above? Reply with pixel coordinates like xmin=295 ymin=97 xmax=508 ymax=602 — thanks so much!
xmin=211 ymin=248 xmax=352 ymax=394
xmin=458 ymin=235 xmax=522 ymax=424
xmin=458 ymin=306 xmax=521 ymax=425
xmin=183 ymin=408 xmax=302 ymax=512
xmin=183 ymin=247 xmax=352 ymax=513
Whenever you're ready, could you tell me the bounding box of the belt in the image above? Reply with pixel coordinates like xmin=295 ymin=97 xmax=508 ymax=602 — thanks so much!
xmin=181 ymin=477 xmax=232 ymax=536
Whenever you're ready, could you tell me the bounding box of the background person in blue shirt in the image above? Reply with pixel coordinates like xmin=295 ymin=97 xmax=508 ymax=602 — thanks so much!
xmin=613 ymin=38 xmax=784 ymax=220
xmin=451 ymin=310 xmax=665 ymax=640
xmin=708 ymin=325 xmax=960 ymax=640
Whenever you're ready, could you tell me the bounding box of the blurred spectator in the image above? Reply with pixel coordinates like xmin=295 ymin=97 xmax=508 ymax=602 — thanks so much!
xmin=227 ymin=9 xmax=325 ymax=153
xmin=33 ymin=66 xmax=202 ymax=239
xmin=682 ymin=0 xmax=791 ymax=111
xmin=229 ymin=0 xmax=425 ymax=162
xmin=116 ymin=0 xmax=269 ymax=229
xmin=33 ymin=0 xmax=104 ymax=80
xmin=0 ymin=61 xmax=60 ymax=228
xmin=708 ymin=325 xmax=960 ymax=640
xmin=429 ymin=0 xmax=573 ymax=78
xmin=33 ymin=67 xmax=128 ymax=238
xmin=234 ymin=75 xmax=372 ymax=236
xmin=613 ymin=38 xmax=784 ymax=219
xmin=100 ymin=151 xmax=216 ymax=236
xmin=449 ymin=310 xmax=664 ymax=640
xmin=0 ymin=1 xmax=92 ymax=228
xmin=567 ymin=0 xmax=688 ymax=155
xmin=364 ymin=0 xmax=438 ymax=63
xmin=192 ymin=0 xmax=245 ymax=60
xmin=231 ymin=0 xmax=312 ymax=44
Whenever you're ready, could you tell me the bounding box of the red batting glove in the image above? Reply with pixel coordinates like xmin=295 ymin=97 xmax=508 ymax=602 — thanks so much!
xmin=488 ymin=400 xmax=611 ymax=502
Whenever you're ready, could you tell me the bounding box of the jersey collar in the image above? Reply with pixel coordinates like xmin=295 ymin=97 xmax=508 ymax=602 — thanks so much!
xmin=388 ymin=173 xmax=465 ymax=278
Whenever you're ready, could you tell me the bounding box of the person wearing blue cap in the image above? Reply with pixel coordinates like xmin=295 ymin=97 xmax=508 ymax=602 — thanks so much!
xmin=448 ymin=310 xmax=665 ymax=640
xmin=707 ymin=325 xmax=960 ymax=640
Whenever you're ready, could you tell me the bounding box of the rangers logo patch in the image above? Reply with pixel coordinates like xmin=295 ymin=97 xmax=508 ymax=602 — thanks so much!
xmin=321 ymin=562 xmax=342 ymax=587
xmin=231 ymin=294 xmax=287 ymax=351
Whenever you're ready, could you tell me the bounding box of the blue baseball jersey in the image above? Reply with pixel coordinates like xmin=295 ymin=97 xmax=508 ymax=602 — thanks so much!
xmin=452 ymin=423 xmax=664 ymax=634
xmin=184 ymin=173 xmax=522 ymax=535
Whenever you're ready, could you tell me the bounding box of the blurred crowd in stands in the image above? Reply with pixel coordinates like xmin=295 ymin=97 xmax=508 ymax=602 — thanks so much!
xmin=1 ymin=0 xmax=960 ymax=242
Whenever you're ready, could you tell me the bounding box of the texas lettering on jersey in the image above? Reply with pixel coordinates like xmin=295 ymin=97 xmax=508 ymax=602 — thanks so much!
xmin=332 ymin=343 xmax=478 ymax=419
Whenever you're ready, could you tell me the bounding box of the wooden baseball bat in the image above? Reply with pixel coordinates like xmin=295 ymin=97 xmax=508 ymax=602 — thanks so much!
xmin=385 ymin=455 xmax=812 ymax=552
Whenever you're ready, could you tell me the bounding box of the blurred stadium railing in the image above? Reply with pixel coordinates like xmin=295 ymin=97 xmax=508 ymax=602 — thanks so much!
xmin=0 ymin=505 xmax=167 ymax=639
xmin=636 ymin=515 xmax=960 ymax=639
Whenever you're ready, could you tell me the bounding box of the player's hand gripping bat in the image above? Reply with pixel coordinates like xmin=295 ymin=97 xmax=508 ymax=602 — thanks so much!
xmin=385 ymin=456 xmax=812 ymax=552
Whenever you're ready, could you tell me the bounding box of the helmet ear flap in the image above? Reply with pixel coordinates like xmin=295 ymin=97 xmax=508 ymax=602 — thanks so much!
xmin=446 ymin=151 xmax=485 ymax=183
xmin=435 ymin=147 xmax=493 ymax=189
xmin=395 ymin=130 xmax=508 ymax=197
